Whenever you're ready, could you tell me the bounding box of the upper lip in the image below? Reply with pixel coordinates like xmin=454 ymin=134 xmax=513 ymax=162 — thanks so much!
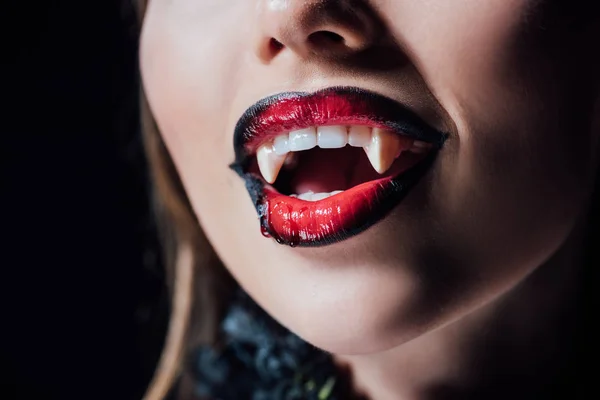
xmin=231 ymin=86 xmax=448 ymax=170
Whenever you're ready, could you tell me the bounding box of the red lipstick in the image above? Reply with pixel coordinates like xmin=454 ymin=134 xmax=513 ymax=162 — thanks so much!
xmin=231 ymin=87 xmax=447 ymax=247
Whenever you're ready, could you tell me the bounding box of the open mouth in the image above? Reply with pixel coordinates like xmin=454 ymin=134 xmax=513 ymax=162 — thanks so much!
xmin=230 ymin=87 xmax=448 ymax=247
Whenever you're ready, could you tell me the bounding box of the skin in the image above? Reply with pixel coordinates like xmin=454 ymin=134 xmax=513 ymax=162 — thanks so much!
xmin=140 ymin=0 xmax=600 ymax=398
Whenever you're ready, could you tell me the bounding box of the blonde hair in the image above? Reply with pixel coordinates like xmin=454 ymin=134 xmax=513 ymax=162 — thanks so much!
xmin=135 ymin=2 xmax=232 ymax=399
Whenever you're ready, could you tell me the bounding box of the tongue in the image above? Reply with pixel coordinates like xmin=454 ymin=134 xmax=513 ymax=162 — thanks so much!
xmin=289 ymin=147 xmax=363 ymax=194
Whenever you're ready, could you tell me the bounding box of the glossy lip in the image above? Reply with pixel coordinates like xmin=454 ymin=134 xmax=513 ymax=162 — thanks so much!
xmin=230 ymin=87 xmax=448 ymax=247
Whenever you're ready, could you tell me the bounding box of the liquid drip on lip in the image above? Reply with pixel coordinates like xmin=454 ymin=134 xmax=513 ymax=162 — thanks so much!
xmin=260 ymin=200 xmax=291 ymax=245
xmin=259 ymin=200 xmax=272 ymax=238
xmin=259 ymin=199 xmax=301 ymax=247
xmin=260 ymin=224 xmax=271 ymax=238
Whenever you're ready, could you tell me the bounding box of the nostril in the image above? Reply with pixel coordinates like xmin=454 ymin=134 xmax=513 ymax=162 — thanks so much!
xmin=260 ymin=38 xmax=285 ymax=61
xmin=308 ymin=30 xmax=346 ymax=47
xmin=270 ymin=38 xmax=284 ymax=52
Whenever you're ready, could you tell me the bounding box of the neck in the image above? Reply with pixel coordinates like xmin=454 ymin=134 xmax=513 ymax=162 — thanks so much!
xmin=337 ymin=225 xmax=589 ymax=400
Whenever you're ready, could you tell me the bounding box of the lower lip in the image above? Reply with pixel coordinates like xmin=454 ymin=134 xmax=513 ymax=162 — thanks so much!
xmin=255 ymin=152 xmax=437 ymax=247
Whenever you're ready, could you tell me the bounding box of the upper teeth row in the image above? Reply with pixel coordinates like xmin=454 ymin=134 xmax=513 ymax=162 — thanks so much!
xmin=273 ymin=125 xmax=374 ymax=154
xmin=256 ymin=125 xmax=430 ymax=184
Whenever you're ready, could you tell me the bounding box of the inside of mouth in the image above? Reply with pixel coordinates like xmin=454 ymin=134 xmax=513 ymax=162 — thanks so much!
xmin=249 ymin=146 xmax=416 ymax=198
xmin=276 ymin=147 xmax=376 ymax=195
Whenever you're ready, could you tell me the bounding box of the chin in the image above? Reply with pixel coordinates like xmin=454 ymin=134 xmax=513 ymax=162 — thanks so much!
xmin=285 ymin=300 xmax=425 ymax=356
xmin=256 ymin=259 xmax=427 ymax=355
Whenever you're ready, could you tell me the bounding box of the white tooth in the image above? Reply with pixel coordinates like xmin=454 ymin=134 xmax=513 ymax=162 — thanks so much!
xmin=289 ymin=127 xmax=317 ymax=151
xmin=297 ymin=191 xmax=314 ymax=201
xmin=364 ymin=128 xmax=402 ymax=174
xmin=348 ymin=126 xmax=372 ymax=147
xmin=273 ymin=134 xmax=290 ymax=156
xmin=256 ymin=143 xmax=286 ymax=184
xmin=317 ymin=126 xmax=348 ymax=148
xmin=330 ymin=190 xmax=343 ymax=196
xmin=311 ymin=192 xmax=330 ymax=201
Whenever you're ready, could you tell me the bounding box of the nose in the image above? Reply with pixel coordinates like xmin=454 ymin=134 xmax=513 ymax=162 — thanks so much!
xmin=255 ymin=0 xmax=382 ymax=62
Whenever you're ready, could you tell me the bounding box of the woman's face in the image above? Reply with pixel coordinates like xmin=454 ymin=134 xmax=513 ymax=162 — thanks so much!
xmin=140 ymin=1 xmax=599 ymax=354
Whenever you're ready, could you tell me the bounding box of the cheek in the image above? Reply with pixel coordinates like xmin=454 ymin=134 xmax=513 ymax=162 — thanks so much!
xmin=424 ymin=50 xmax=594 ymax=289
xmin=140 ymin=2 xmax=248 ymax=216
xmin=375 ymin=1 xmax=596 ymax=312
xmin=140 ymin=3 xmax=274 ymax=289
xmin=396 ymin=1 xmax=594 ymax=236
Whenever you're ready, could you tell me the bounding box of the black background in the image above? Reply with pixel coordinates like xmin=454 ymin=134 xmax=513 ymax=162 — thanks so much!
xmin=3 ymin=1 xmax=166 ymax=399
